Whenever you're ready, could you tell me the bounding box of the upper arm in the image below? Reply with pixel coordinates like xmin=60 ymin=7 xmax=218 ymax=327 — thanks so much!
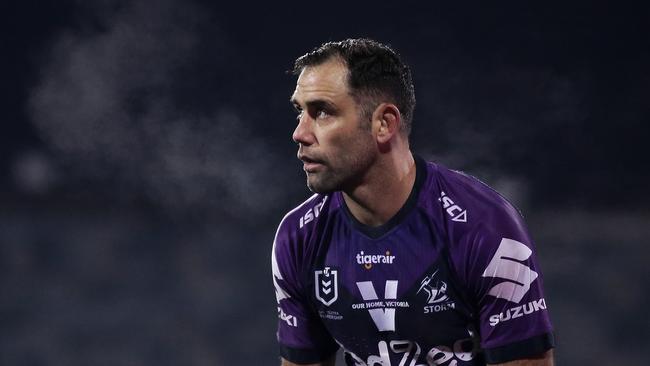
xmin=488 ymin=349 xmax=554 ymax=366
xmin=272 ymin=219 xmax=339 ymax=364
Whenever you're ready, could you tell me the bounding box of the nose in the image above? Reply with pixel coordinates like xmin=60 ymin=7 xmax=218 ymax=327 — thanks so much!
xmin=292 ymin=114 xmax=316 ymax=145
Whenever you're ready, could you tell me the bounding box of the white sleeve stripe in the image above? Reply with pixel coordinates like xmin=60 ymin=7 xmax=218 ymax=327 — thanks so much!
xmin=272 ymin=240 xmax=290 ymax=303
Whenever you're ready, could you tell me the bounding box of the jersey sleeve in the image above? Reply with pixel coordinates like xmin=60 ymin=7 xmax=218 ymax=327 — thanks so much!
xmin=450 ymin=199 xmax=554 ymax=364
xmin=271 ymin=217 xmax=339 ymax=364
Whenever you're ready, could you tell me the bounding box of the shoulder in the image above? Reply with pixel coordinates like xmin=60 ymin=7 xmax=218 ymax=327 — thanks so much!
xmin=424 ymin=160 xmax=540 ymax=283
xmin=272 ymin=193 xmax=334 ymax=271
xmin=424 ymin=160 xmax=525 ymax=233
xmin=274 ymin=193 xmax=332 ymax=243
xmin=421 ymin=160 xmax=536 ymax=275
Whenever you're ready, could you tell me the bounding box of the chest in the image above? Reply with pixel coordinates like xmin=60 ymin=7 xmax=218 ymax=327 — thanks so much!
xmin=304 ymin=222 xmax=482 ymax=365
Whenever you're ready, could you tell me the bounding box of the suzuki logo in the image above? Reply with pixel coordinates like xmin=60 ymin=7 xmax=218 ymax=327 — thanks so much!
xmin=482 ymin=238 xmax=538 ymax=303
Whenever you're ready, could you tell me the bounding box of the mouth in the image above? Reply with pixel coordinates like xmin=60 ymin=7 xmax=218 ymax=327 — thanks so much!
xmin=298 ymin=154 xmax=325 ymax=173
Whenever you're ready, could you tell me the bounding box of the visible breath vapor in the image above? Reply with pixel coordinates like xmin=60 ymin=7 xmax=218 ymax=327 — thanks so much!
xmin=415 ymin=64 xmax=586 ymax=208
xmin=28 ymin=0 xmax=290 ymax=216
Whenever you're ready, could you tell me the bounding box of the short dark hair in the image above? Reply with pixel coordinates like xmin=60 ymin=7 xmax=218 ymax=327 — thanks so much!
xmin=292 ymin=38 xmax=416 ymax=135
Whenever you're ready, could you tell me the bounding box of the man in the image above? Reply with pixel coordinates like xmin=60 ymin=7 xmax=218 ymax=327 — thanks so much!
xmin=272 ymin=38 xmax=554 ymax=366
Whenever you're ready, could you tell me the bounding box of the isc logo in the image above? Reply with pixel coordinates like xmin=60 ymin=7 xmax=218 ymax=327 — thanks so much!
xmin=299 ymin=196 xmax=328 ymax=228
xmin=438 ymin=191 xmax=467 ymax=223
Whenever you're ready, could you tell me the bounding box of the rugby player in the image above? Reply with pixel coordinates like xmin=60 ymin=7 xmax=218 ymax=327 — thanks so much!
xmin=272 ymin=38 xmax=554 ymax=366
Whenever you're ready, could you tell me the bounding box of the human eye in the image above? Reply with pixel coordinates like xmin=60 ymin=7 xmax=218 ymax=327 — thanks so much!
xmin=313 ymin=103 xmax=335 ymax=120
xmin=315 ymin=108 xmax=330 ymax=119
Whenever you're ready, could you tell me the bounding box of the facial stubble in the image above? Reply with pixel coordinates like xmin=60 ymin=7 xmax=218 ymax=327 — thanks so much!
xmin=305 ymin=119 xmax=376 ymax=194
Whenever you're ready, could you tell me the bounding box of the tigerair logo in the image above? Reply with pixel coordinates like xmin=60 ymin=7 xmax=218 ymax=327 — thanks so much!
xmin=356 ymin=250 xmax=395 ymax=269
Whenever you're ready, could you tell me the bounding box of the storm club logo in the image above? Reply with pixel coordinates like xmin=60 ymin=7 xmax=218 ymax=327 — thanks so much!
xmin=417 ymin=270 xmax=456 ymax=313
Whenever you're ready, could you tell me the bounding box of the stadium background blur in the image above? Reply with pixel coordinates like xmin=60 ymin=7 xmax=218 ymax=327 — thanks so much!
xmin=1 ymin=1 xmax=648 ymax=365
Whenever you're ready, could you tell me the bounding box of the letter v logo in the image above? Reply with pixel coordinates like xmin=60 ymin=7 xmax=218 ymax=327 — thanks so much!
xmin=356 ymin=280 xmax=398 ymax=331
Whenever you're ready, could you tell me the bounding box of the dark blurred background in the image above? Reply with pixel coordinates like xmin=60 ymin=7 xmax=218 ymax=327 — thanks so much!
xmin=1 ymin=1 xmax=649 ymax=365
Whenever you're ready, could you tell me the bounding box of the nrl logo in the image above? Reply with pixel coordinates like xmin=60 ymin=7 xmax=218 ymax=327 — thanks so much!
xmin=315 ymin=267 xmax=338 ymax=306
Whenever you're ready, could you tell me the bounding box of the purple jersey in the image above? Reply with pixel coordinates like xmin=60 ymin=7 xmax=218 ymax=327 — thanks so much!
xmin=272 ymin=157 xmax=554 ymax=365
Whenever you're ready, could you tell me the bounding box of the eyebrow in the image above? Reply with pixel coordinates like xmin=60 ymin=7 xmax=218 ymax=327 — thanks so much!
xmin=289 ymin=98 xmax=337 ymax=112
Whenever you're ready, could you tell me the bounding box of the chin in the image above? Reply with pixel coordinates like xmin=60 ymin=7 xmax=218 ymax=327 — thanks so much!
xmin=306 ymin=176 xmax=339 ymax=194
xmin=307 ymin=182 xmax=332 ymax=194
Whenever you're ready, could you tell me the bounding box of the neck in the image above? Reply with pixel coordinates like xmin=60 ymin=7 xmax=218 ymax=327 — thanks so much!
xmin=342 ymin=151 xmax=417 ymax=227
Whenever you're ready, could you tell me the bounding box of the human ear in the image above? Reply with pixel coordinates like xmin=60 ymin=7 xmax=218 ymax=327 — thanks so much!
xmin=373 ymin=103 xmax=401 ymax=144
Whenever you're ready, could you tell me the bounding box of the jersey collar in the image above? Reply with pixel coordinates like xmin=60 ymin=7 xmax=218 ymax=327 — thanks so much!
xmin=338 ymin=155 xmax=427 ymax=239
